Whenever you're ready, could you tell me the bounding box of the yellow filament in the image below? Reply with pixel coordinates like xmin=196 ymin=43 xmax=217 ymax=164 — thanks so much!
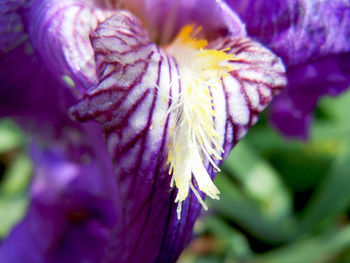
xmin=165 ymin=25 xmax=234 ymax=219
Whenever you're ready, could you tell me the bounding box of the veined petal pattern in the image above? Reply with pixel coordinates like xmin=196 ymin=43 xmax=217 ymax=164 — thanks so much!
xmin=71 ymin=10 xmax=286 ymax=263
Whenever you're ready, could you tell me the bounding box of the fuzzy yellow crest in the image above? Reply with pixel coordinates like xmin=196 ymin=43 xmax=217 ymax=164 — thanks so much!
xmin=165 ymin=25 xmax=234 ymax=219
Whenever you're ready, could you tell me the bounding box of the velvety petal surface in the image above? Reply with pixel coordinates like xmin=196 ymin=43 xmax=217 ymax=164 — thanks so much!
xmin=227 ymin=0 xmax=350 ymax=65
xmin=0 ymin=142 xmax=119 ymax=263
xmin=0 ymin=0 xmax=77 ymax=131
xmin=0 ymin=0 xmax=27 ymax=53
xmin=227 ymin=0 xmax=350 ymax=138
xmin=271 ymin=54 xmax=350 ymax=138
xmin=71 ymin=11 xmax=286 ymax=263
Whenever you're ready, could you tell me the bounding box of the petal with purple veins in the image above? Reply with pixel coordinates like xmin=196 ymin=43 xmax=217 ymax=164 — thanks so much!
xmin=71 ymin=10 xmax=286 ymax=262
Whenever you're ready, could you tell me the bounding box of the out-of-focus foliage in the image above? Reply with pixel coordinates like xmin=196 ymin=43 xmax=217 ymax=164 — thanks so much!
xmin=179 ymin=89 xmax=350 ymax=263
xmin=0 ymin=120 xmax=31 ymax=239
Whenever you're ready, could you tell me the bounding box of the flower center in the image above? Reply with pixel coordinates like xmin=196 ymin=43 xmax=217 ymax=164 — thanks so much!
xmin=165 ymin=25 xmax=235 ymax=219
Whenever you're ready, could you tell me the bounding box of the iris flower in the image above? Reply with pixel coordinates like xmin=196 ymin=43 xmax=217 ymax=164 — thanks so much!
xmin=1 ymin=0 xmax=347 ymax=262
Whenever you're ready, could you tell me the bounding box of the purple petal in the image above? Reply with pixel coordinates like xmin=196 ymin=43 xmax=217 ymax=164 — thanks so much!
xmin=270 ymin=53 xmax=350 ymax=138
xmin=124 ymin=0 xmax=246 ymax=43
xmin=287 ymin=56 xmax=350 ymax=112
xmin=0 ymin=0 xmax=27 ymax=53
xmin=227 ymin=0 xmax=350 ymax=138
xmin=227 ymin=0 xmax=350 ymax=65
xmin=269 ymin=92 xmax=311 ymax=139
xmin=24 ymin=0 xmax=114 ymax=92
xmin=0 ymin=2 xmax=120 ymax=262
xmin=0 ymin=143 xmax=119 ymax=263
xmin=208 ymin=36 xmax=286 ymax=153
xmin=0 ymin=0 xmax=78 ymax=130
xmin=71 ymin=11 xmax=285 ymax=262
xmin=0 ymin=42 xmax=76 ymax=128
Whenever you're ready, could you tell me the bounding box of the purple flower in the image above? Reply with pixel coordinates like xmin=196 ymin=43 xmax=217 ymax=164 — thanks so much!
xmin=0 ymin=0 xmax=286 ymax=262
xmin=227 ymin=0 xmax=350 ymax=139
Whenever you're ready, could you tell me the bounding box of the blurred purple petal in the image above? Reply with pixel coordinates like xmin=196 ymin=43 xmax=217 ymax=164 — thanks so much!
xmin=269 ymin=92 xmax=311 ymax=139
xmin=0 ymin=1 xmax=121 ymax=250
xmin=0 ymin=0 xmax=27 ymax=53
xmin=0 ymin=0 xmax=78 ymax=131
xmin=271 ymin=54 xmax=350 ymax=138
xmin=71 ymin=11 xmax=285 ymax=262
xmin=124 ymin=0 xmax=246 ymax=43
xmin=227 ymin=0 xmax=350 ymax=65
xmin=0 ymin=143 xmax=119 ymax=263
xmin=227 ymin=0 xmax=350 ymax=138
xmin=0 ymin=42 xmax=77 ymax=130
xmin=287 ymin=56 xmax=350 ymax=112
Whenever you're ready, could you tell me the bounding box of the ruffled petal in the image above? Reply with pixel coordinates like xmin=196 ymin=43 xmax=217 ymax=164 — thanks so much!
xmin=70 ymin=11 xmax=285 ymax=263
xmin=227 ymin=0 xmax=350 ymax=138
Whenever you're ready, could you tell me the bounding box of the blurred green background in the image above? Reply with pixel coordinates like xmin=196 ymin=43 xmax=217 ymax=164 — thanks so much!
xmin=1 ymin=90 xmax=350 ymax=263
xmin=179 ymin=90 xmax=350 ymax=263
xmin=0 ymin=118 xmax=31 ymax=239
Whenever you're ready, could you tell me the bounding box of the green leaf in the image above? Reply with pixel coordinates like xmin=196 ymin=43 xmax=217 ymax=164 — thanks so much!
xmin=203 ymin=217 xmax=252 ymax=260
xmin=192 ymin=256 xmax=223 ymax=263
xmin=318 ymin=88 xmax=350 ymax=131
xmin=0 ymin=119 xmax=26 ymax=154
xmin=251 ymin=226 xmax=350 ymax=263
xmin=210 ymin=174 xmax=297 ymax=243
xmin=221 ymin=141 xmax=292 ymax=221
xmin=245 ymin=125 xmax=338 ymax=192
xmin=300 ymin=139 xmax=350 ymax=230
xmin=0 ymin=195 xmax=28 ymax=238
xmin=1 ymin=154 xmax=33 ymax=196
